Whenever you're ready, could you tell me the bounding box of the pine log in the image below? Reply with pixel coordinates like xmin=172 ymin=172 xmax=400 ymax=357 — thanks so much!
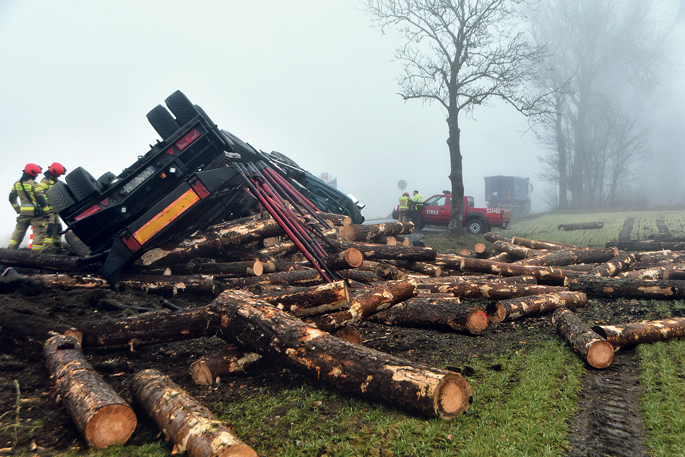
xmin=588 ymin=251 xmax=636 ymax=277
xmin=552 ymin=307 xmax=614 ymax=369
xmin=340 ymin=221 xmax=414 ymax=243
xmin=488 ymin=251 xmax=514 ymax=263
xmin=337 ymin=269 xmax=383 ymax=284
xmin=460 ymin=257 xmax=574 ymax=285
xmin=415 ymin=275 xmax=537 ymax=293
xmin=218 ymin=268 xmax=322 ymax=289
xmin=606 ymin=240 xmax=685 ymax=252
xmin=450 ymin=284 xmax=567 ymax=300
xmin=258 ymin=239 xmax=297 ymax=257
xmin=170 ymin=260 xmax=264 ymax=277
xmin=306 ymin=279 xmax=417 ymax=332
xmin=592 ymin=318 xmax=685 ymax=347
xmin=386 ymin=260 xmax=442 ymax=277
xmin=484 ymin=232 xmax=513 ymax=243
xmin=357 ymin=260 xmax=408 ymax=280
xmin=493 ymin=240 xmax=541 ymax=260
xmin=334 ymin=327 xmax=363 ymax=345
xmin=320 ymin=247 xmax=364 ymax=270
xmin=43 ymin=334 xmax=136 ymax=448
xmin=374 ymin=235 xmax=397 ymax=245
xmin=316 ymin=212 xmax=352 ymax=226
xmin=521 ymin=247 xmax=618 ymax=267
xmin=459 ymin=249 xmax=477 ymax=258
xmin=565 ymin=275 xmax=685 ymax=299
xmin=393 ymin=235 xmax=411 ymax=246
xmin=118 ymin=274 xmax=216 ymax=295
xmin=79 ymin=306 xmax=218 ymax=348
xmin=489 ymin=291 xmax=587 ymax=323
xmin=434 ymin=253 xmax=466 ymax=269
xmin=211 ymin=290 xmax=472 ymax=418
xmin=510 ymin=236 xmax=587 ymax=251
xmin=618 ymin=267 xmax=667 ymax=280
xmin=664 ymin=269 xmax=685 ymax=281
xmin=258 ymin=280 xmax=351 ymax=317
xmin=334 ymin=242 xmax=437 ymax=262
xmin=369 ymin=298 xmax=489 ymax=335
xmin=131 ymin=369 xmax=258 ymax=456
xmin=558 ymin=222 xmax=604 ymax=231
xmin=190 ymin=347 xmax=262 ymax=385
xmin=0 ymin=248 xmax=91 ymax=272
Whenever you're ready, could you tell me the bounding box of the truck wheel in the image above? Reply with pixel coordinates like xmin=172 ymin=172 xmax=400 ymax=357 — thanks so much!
xmin=194 ymin=104 xmax=215 ymax=126
xmin=147 ymin=105 xmax=180 ymax=140
xmin=66 ymin=167 xmax=103 ymax=202
xmin=46 ymin=182 xmax=76 ymax=213
xmin=64 ymin=230 xmax=91 ymax=258
xmin=466 ymin=219 xmax=485 ymax=234
xmin=418 ymin=220 xmax=426 ymax=230
xmin=165 ymin=90 xmax=200 ymax=126
xmin=97 ymin=171 xmax=116 ymax=188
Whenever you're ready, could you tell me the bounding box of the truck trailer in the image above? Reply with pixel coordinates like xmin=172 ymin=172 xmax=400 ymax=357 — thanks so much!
xmin=484 ymin=175 xmax=533 ymax=214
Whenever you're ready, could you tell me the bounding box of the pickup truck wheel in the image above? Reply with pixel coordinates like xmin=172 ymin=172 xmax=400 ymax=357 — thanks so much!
xmin=417 ymin=220 xmax=426 ymax=230
xmin=165 ymin=90 xmax=200 ymax=126
xmin=147 ymin=105 xmax=179 ymax=140
xmin=66 ymin=167 xmax=103 ymax=201
xmin=466 ymin=219 xmax=485 ymax=234
xmin=46 ymin=182 xmax=76 ymax=213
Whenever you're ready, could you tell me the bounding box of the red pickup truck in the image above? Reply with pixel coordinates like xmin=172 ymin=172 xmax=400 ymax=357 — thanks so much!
xmin=394 ymin=191 xmax=510 ymax=234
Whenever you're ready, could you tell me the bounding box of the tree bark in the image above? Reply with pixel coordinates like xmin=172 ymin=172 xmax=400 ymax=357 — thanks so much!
xmin=320 ymin=248 xmax=364 ymax=270
xmin=218 ymin=268 xmax=322 ymax=289
xmin=450 ymin=284 xmax=567 ymax=300
xmin=369 ymin=298 xmax=489 ymax=335
xmin=170 ymin=260 xmax=264 ymax=277
xmin=190 ymin=347 xmax=262 ymax=385
xmin=592 ymin=318 xmax=685 ymax=347
xmin=552 ymin=307 xmax=614 ymax=369
xmin=510 ymin=236 xmax=587 ymax=251
xmin=565 ymin=276 xmax=685 ymax=299
xmin=43 ymin=334 xmax=137 ymax=448
xmin=606 ymin=240 xmax=685 ymax=252
xmin=520 ymin=247 xmax=618 ymax=267
xmin=131 ymin=369 xmax=258 ymax=457
xmin=414 ymin=275 xmax=537 ymax=293
xmin=492 ymin=240 xmax=542 ymax=260
xmin=118 ymin=274 xmax=216 ymax=296
xmin=334 ymin=242 xmax=437 ymax=262
xmin=588 ymin=252 xmax=636 ymax=277
xmin=211 ymin=290 xmax=472 ymax=418
xmin=489 ymin=291 xmax=587 ymax=323
xmin=258 ymin=280 xmax=351 ymax=317
xmin=484 ymin=232 xmax=512 ymax=244
xmin=0 ymin=248 xmax=93 ymax=272
xmin=459 ymin=257 xmax=574 ymax=285
xmin=340 ymin=222 xmax=414 ymax=242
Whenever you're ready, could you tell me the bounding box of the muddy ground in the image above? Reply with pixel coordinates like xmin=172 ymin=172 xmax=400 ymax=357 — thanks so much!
xmin=0 ymin=267 xmax=672 ymax=456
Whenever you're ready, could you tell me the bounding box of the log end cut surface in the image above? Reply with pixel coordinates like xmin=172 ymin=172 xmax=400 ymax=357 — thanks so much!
xmin=85 ymin=403 xmax=137 ymax=449
xmin=587 ymin=340 xmax=615 ymax=369
xmin=435 ymin=373 xmax=472 ymax=418
xmin=467 ymin=309 xmax=489 ymax=335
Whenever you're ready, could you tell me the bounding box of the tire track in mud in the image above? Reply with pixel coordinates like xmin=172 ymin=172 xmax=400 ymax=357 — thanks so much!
xmin=618 ymin=218 xmax=634 ymax=241
xmin=567 ymin=349 xmax=649 ymax=457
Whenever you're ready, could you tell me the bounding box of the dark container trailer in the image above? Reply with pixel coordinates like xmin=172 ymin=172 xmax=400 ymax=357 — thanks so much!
xmin=484 ymin=175 xmax=533 ymax=213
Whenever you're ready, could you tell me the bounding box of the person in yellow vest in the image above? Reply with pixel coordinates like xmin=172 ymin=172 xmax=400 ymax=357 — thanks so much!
xmin=8 ymin=163 xmax=50 ymax=251
xmin=398 ymin=192 xmax=412 ymax=223
xmin=412 ymin=190 xmax=423 ymax=203
xmin=38 ymin=162 xmax=67 ymax=252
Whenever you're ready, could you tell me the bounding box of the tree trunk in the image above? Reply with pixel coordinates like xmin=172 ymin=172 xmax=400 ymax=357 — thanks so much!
xmin=334 ymin=242 xmax=437 ymax=262
xmin=459 ymin=257 xmax=573 ymax=285
xmin=521 ymin=247 xmax=618 ymax=267
xmin=320 ymin=248 xmax=364 ymax=270
xmin=118 ymin=274 xmax=216 ymax=296
xmin=588 ymin=251 xmax=636 ymax=277
xmin=592 ymin=317 xmax=685 ymax=347
xmin=566 ymin=276 xmax=685 ymax=299
xmin=484 ymin=232 xmax=513 ymax=244
xmin=557 ymin=222 xmax=604 ymax=231
xmin=218 ymin=268 xmax=322 ymax=289
xmin=369 ymin=298 xmax=489 ymax=335
xmin=414 ymin=275 xmax=537 ymax=293
xmin=190 ymin=347 xmax=262 ymax=385
xmin=131 ymin=369 xmax=258 ymax=457
xmin=511 ymin=235 xmax=586 ymax=251
xmin=552 ymin=307 xmax=614 ymax=369
xmin=447 ymin=110 xmax=464 ymax=234
xmin=258 ymin=280 xmax=351 ymax=317
xmin=450 ymin=283 xmax=567 ymax=300
xmin=170 ymin=260 xmax=264 ymax=277
xmin=489 ymin=291 xmax=587 ymax=323
xmin=211 ymin=290 xmax=472 ymax=418
xmin=606 ymin=240 xmax=685 ymax=252
xmin=0 ymin=248 xmax=92 ymax=272
xmin=492 ymin=240 xmax=542 ymax=260
xmin=79 ymin=306 xmax=218 ymax=348
xmin=340 ymin=221 xmax=414 ymax=242
xmin=43 ymin=334 xmax=137 ymax=448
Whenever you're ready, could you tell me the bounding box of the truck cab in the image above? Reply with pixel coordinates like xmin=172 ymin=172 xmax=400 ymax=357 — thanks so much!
xmin=417 ymin=191 xmax=510 ymax=234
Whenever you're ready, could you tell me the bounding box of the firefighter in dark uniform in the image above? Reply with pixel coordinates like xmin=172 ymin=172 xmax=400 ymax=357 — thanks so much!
xmin=8 ymin=163 xmax=50 ymax=251
xmin=37 ymin=162 xmax=67 ymax=252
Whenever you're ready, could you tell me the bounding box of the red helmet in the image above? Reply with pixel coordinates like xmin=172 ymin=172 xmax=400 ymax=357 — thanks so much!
xmin=49 ymin=162 xmax=66 ymax=177
xmin=403 ymin=192 xmax=409 ymax=196
xmin=23 ymin=163 xmax=42 ymax=178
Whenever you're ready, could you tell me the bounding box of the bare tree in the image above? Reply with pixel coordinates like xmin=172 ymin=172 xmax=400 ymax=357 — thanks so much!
xmin=364 ymin=0 xmax=546 ymax=232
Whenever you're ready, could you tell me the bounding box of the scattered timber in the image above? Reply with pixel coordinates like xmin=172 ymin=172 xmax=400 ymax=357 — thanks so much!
xmin=552 ymin=307 xmax=614 ymax=369
xmin=489 ymin=291 xmax=587 ymax=323
xmin=565 ymin=276 xmax=685 ymax=299
xmin=558 ymin=222 xmax=604 ymax=231
xmin=190 ymin=346 xmax=262 ymax=385
xmin=340 ymin=221 xmax=414 ymax=243
xmin=259 ymin=280 xmax=351 ymax=317
xmin=43 ymin=334 xmax=136 ymax=448
xmin=131 ymin=369 xmax=258 ymax=457
xmin=606 ymin=240 xmax=685 ymax=252
xmin=592 ymin=317 xmax=685 ymax=347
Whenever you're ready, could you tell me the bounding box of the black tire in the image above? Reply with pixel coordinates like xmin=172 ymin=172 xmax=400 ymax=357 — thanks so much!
xmin=65 ymin=167 xmax=102 ymax=201
xmin=466 ymin=218 xmax=486 ymax=234
xmin=147 ymin=104 xmax=179 ymax=140
xmin=46 ymin=181 xmax=76 ymax=214
xmin=65 ymin=230 xmax=91 ymax=257
xmin=418 ymin=219 xmax=426 ymax=230
xmin=97 ymin=171 xmax=116 ymax=188
xmin=165 ymin=90 xmax=199 ymax=126
xmin=194 ymin=104 xmax=215 ymax=126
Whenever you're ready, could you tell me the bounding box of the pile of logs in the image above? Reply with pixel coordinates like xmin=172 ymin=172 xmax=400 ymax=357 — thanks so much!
xmin=5 ymin=215 xmax=685 ymax=450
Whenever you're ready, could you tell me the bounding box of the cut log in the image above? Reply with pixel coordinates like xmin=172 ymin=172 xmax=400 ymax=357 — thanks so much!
xmin=606 ymin=240 xmax=685 ymax=252
xmin=43 ymin=334 xmax=136 ymax=448
xmin=118 ymin=274 xmax=216 ymax=295
xmin=211 ymin=290 xmax=472 ymax=418
xmin=340 ymin=221 xmax=414 ymax=243
xmin=320 ymin=247 xmax=364 ymax=270
xmin=489 ymin=291 xmax=587 ymax=323
xmin=190 ymin=347 xmax=262 ymax=385
xmin=434 ymin=253 xmax=466 ymax=269
xmin=131 ymin=369 xmax=258 ymax=456
xmin=316 ymin=212 xmax=352 ymax=226
xmin=334 ymin=327 xmax=363 ymax=345
xmin=588 ymin=251 xmax=636 ymax=277
xmin=450 ymin=284 xmax=567 ymax=300
xmin=510 ymin=236 xmax=587 ymax=251
xmin=492 ymin=240 xmax=541 ymax=260
xmin=592 ymin=317 xmax=685 ymax=347
xmin=483 ymin=232 xmax=513 ymax=243
xmin=558 ymin=222 xmax=604 ymax=231
xmin=79 ymin=306 xmax=218 ymax=348
xmin=373 ymin=235 xmax=397 ymax=245
xmin=170 ymin=260 xmax=264 ymax=277
xmin=415 ymin=275 xmax=537 ymax=293
xmin=521 ymin=247 xmax=618 ymax=267
xmin=218 ymin=268 xmax=322 ymax=289
xmin=565 ymin=276 xmax=685 ymax=299
xmin=369 ymin=298 xmax=489 ymax=335
xmin=0 ymin=248 xmax=93 ymax=272
xmin=357 ymin=260 xmax=408 ymax=280
xmin=386 ymin=260 xmax=442 ymax=277
xmin=460 ymin=257 xmax=574 ymax=285
xmin=552 ymin=307 xmax=614 ymax=369
xmin=306 ymin=279 xmax=418 ymax=332
xmin=334 ymin=242 xmax=437 ymax=262
xmin=259 ymin=280 xmax=351 ymax=317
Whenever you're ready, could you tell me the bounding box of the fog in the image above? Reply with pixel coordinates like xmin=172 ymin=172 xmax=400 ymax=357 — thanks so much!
xmin=1 ymin=1 xmax=682 ymax=247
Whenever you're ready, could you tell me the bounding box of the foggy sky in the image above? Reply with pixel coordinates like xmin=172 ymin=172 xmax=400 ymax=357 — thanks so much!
xmin=1 ymin=1 xmax=683 ymax=247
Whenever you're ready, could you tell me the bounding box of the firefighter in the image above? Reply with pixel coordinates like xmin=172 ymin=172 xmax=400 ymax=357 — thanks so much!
xmin=398 ymin=192 xmax=412 ymax=223
xmin=8 ymin=163 xmax=50 ymax=251
xmin=38 ymin=162 xmax=67 ymax=252
xmin=410 ymin=190 xmax=424 ymax=225
xmin=412 ymin=190 xmax=423 ymax=203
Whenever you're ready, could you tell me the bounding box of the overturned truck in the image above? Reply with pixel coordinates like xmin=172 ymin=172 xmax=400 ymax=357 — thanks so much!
xmin=47 ymin=91 xmax=365 ymax=286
